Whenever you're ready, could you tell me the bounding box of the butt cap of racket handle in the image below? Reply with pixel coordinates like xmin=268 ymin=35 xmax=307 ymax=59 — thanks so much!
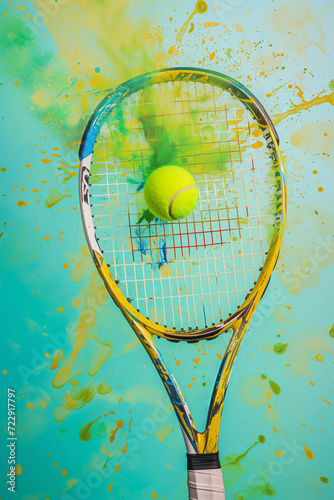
xmin=187 ymin=453 xmax=225 ymax=499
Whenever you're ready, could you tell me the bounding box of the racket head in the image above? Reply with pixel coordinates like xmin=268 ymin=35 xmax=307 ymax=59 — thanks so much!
xmin=79 ymin=67 xmax=286 ymax=342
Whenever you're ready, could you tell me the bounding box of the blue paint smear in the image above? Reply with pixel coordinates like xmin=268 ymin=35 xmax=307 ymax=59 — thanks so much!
xmin=136 ymin=181 xmax=145 ymax=193
xmin=132 ymin=233 xmax=168 ymax=269
xmin=203 ymin=305 xmax=207 ymax=327
xmin=157 ymin=240 xmax=167 ymax=268
xmin=126 ymin=179 xmax=145 ymax=192
xmin=138 ymin=238 xmax=147 ymax=255
xmin=133 ymin=232 xmax=148 ymax=255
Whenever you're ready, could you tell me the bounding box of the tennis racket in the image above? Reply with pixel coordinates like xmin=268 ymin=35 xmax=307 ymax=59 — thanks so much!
xmin=79 ymin=67 xmax=286 ymax=499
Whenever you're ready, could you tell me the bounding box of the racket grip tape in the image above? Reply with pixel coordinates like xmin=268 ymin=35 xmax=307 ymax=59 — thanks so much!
xmin=187 ymin=453 xmax=225 ymax=499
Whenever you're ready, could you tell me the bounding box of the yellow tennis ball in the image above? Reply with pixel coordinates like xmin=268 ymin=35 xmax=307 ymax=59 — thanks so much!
xmin=144 ymin=165 xmax=199 ymax=222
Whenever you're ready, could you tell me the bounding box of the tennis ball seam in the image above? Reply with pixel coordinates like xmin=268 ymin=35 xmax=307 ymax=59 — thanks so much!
xmin=168 ymin=185 xmax=196 ymax=219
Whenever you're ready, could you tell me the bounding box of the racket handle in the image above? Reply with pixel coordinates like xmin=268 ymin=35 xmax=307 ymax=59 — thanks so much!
xmin=187 ymin=453 xmax=225 ymax=499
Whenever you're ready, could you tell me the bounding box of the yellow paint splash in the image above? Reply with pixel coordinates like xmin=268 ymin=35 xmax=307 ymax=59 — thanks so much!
xmin=45 ymin=188 xmax=71 ymax=208
xmin=265 ymin=2 xmax=327 ymax=55
xmin=52 ymin=267 xmax=109 ymax=388
xmin=97 ymin=380 xmax=112 ymax=395
xmin=176 ymin=1 xmax=208 ymax=43
xmin=15 ymin=464 xmax=23 ymax=475
xmin=320 ymin=397 xmax=331 ymax=406
xmin=54 ymin=407 xmax=71 ymax=423
xmin=54 ymin=382 xmax=97 ymax=423
xmin=303 ymin=444 xmax=314 ymax=460
xmin=110 ymin=420 xmax=124 ymax=443
xmin=29 ymin=2 xmax=166 ymax=153
xmin=241 ymin=376 xmax=271 ymax=405
xmin=58 ymin=162 xmax=78 ymax=182
xmin=254 ymin=50 xmax=285 ymax=76
xmin=155 ymin=424 xmax=171 ymax=442
xmin=87 ymin=338 xmax=113 ymax=377
xmin=71 ymin=381 xmax=95 ymax=404
xmin=203 ymin=22 xmax=223 ymax=28
xmin=290 ymin=121 xmax=334 ymax=157
xmin=273 ymin=91 xmax=334 ymax=125
xmin=70 ymin=246 xmax=91 ymax=283
xmin=273 ymin=304 xmax=295 ymax=324
xmin=264 ymin=404 xmax=281 ymax=424
xmin=51 ymin=349 xmax=63 ymax=370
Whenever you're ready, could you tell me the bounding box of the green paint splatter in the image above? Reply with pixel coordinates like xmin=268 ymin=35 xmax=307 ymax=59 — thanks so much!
xmin=273 ymin=342 xmax=289 ymax=355
xmin=146 ymin=129 xmax=179 ymax=174
xmin=72 ymin=382 xmax=95 ymax=403
xmin=127 ymin=178 xmax=142 ymax=186
xmin=221 ymin=439 xmax=260 ymax=489
xmin=97 ymin=379 xmax=112 ymax=395
xmin=329 ymin=79 xmax=334 ymax=91
xmin=329 ymin=323 xmax=334 ymax=338
xmin=320 ymin=476 xmax=329 ymax=483
xmin=137 ymin=208 xmax=155 ymax=224
xmin=0 ymin=17 xmax=35 ymax=49
xmin=79 ymin=416 xmax=101 ymax=442
xmin=57 ymin=162 xmax=77 ymax=182
xmin=232 ymin=459 xmax=277 ymax=499
xmin=137 ymin=87 xmax=179 ymax=179
xmin=258 ymin=434 xmax=265 ymax=443
xmin=91 ymin=421 xmax=107 ymax=437
xmin=269 ymin=379 xmax=281 ymax=395
xmin=261 ymin=374 xmax=267 ymax=380
xmin=108 ymin=105 xmax=129 ymax=158
xmin=260 ymin=483 xmax=277 ymax=496
xmin=45 ymin=189 xmax=71 ymax=208
xmin=137 ymin=83 xmax=231 ymax=181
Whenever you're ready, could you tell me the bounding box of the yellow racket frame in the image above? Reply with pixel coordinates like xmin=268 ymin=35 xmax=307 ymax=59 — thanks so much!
xmin=79 ymin=67 xmax=287 ymax=454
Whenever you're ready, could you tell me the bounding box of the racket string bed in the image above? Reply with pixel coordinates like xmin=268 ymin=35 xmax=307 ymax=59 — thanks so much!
xmin=90 ymin=82 xmax=274 ymax=331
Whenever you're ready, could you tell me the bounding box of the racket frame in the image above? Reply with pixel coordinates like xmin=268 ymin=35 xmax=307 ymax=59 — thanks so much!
xmin=79 ymin=67 xmax=286 ymax=457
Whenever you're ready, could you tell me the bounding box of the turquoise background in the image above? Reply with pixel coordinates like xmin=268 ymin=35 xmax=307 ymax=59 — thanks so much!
xmin=1 ymin=0 xmax=333 ymax=498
